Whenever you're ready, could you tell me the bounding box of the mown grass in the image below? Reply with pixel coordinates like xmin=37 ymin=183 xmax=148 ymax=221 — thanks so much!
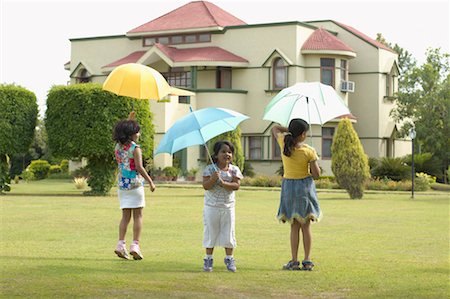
xmin=1 ymin=180 xmax=449 ymax=298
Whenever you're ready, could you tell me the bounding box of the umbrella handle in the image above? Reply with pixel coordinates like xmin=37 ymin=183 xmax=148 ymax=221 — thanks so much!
xmin=204 ymin=144 xmax=218 ymax=171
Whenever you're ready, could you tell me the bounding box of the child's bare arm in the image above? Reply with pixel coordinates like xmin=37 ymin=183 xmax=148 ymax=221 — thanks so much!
xmin=133 ymin=147 xmax=155 ymax=192
xmin=202 ymin=171 xmax=219 ymax=190
xmin=310 ymin=160 xmax=321 ymax=180
xmin=271 ymin=125 xmax=288 ymax=137
xmin=220 ymin=176 xmax=240 ymax=191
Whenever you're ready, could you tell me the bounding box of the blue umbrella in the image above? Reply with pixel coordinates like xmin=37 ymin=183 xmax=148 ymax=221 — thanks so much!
xmin=155 ymin=107 xmax=249 ymax=165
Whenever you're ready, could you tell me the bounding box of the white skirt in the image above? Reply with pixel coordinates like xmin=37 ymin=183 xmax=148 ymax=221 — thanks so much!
xmin=118 ymin=186 xmax=145 ymax=209
xmin=203 ymin=205 xmax=236 ymax=248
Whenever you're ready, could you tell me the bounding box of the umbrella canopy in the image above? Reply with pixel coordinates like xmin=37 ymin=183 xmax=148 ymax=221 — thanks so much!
xmin=103 ymin=63 xmax=193 ymax=100
xmin=263 ymin=82 xmax=351 ymax=126
xmin=155 ymin=107 xmax=249 ymax=156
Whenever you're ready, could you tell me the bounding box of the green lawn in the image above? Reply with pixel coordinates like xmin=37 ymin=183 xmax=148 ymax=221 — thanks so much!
xmin=1 ymin=180 xmax=449 ymax=298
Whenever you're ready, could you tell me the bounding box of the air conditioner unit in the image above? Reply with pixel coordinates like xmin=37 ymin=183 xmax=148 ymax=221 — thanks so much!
xmin=341 ymin=80 xmax=355 ymax=92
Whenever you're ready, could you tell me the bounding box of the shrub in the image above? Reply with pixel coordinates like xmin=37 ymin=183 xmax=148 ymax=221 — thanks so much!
xmin=240 ymin=175 xmax=281 ymax=187
xmin=71 ymin=166 xmax=90 ymax=179
xmin=60 ymin=159 xmax=69 ymax=172
xmin=314 ymin=178 xmax=339 ymax=189
xmin=243 ymin=161 xmax=255 ymax=177
xmin=163 ymin=166 xmax=180 ymax=180
xmin=331 ymin=118 xmax=370 ymax=199
xmin=45 ymin=84 xmax=153 ymax=195
xmin=0 ymin=84 xmax=38 ymax=192
xmin=27 ymin=160 xmax=51 ymax=180
xmin=371 ymin=157 xmax=410 ymax=181
xmin=49 ymin=165 xmax=62 ymax=174
xmin=14 ymin=175 xmax=20 ymax=184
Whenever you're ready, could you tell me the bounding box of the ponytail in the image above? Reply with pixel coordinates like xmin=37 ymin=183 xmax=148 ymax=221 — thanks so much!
xmin=283 ymin=134 xmax=295 ymax=157
xmin=283 ymin=118 xmax=309 ymax=157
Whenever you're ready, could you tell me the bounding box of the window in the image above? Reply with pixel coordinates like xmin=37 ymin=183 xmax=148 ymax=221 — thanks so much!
xmin=163 ymin=67 xmax=191 ymax=87
xmin=321 ymin=58 xmax=335 ymax=87
xmin=386 ymin=74 xmax=392 ymax=97
xmin=340 ymin=60 xmax=347 ymax=81
xmin=185 ymin=35 xmax=197 ymax=43
xmin=198 ymin=34 xmax=211 ymax=42
xmin=273 ymin=58 xmax=287 ymax=90
xmin=171 ymin=36 xmax=183 ymax=44
xmin=143 ymin=33 xmax=211 ymax=46
xmin=249 ymin=137 xmax=262 ymax=159
xmin=272 ymin=135 xmax=281 ymax=159
xmin=76 ymin=69 xmax=90 ymax=83
xmin=216 ymin=67 xmax=232 ymax=89
xmin=322 ymin=127 xmax=335 ymax=159
xmin=178 ymin=96 xmax=190 ymax=104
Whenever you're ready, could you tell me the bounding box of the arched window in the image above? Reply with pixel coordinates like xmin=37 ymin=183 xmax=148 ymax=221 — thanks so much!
xmin=273 ymin=58 xmax=287 ymax=90
xmin=77 ymin=69 xmax=90 ymax=84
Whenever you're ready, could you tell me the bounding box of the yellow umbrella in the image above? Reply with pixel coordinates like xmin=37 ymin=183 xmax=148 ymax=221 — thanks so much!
xmin=103 ymin=63 xmax=172 ymax=100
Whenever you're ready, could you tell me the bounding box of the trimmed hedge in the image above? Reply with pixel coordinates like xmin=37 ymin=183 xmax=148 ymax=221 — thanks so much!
xmin=45 ymin=83 xmax=154 ymax=195
xmin=0 ymin=84 xmax=38 ymax=193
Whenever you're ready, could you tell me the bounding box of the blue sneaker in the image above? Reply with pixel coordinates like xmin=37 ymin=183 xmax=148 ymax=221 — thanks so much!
xmin=224 ymin=257 xmax=237 ymax=272
xmin=203 ymin=258 xmax=213 ymax=272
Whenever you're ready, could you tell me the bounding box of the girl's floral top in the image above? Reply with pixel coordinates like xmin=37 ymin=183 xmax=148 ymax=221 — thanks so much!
xmin=114 ymin=142 xmax=144 ymax=190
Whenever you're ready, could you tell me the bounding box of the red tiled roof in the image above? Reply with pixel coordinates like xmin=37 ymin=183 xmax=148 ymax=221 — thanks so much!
xmin=154 ymin=43 xmax=248 ymax=63
xmin=334 ymin=21 xmax=396 ymax=53
xmin=102 ymin=51 xmax=146 ymax=68
xmin=128 ymin=1 xmax=246 ymax=34
xmin=302 ymin=28 xmax=354 ymax=52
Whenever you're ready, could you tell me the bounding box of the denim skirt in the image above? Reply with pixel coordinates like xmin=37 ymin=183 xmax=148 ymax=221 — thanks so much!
xmin=277 ymin=176 xmax=322 ymax=223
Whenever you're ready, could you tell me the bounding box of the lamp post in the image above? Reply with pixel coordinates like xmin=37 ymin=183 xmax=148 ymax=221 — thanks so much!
xmin=409 ymin=128 xmax=416 ymax=199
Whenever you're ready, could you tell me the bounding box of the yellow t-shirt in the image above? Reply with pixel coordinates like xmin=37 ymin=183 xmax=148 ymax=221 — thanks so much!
xmin=277 ymin=134 xmax=319 ymax=179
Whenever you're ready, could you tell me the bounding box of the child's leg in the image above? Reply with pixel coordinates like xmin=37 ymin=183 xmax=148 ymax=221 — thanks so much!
xmin=290 ymin=219 xmax=301 ymax=261
xmin=119 ymin=209 xmax=132 ymax=240
xmin=300 ymin=219 xmax=312 ymax=261
xmin=225 ymin=248 xmax=233 ymax=256
xmin=132 ymin=208 xmax=143 ymax=242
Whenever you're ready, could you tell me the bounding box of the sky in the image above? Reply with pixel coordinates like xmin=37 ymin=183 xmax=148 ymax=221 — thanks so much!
xmin=1 ymin=0 xmax=449 ymax=116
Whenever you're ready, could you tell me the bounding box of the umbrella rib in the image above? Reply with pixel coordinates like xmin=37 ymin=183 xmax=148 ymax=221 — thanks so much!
xmin=310 ymin=98 xmax=323 ymax=125
xmin=287 ymin=95 xmax=303 ymax=125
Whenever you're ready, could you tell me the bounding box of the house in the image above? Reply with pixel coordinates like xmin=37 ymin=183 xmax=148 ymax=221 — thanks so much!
xmin=66 ymin=1 xmax=410 ymax=176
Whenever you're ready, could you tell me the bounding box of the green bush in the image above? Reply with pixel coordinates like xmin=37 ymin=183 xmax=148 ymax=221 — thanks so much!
xmin=240 ymin=175 xmax=281 ymax=187
xmin=371 ymin=157 xmax=410 ymax=181
xmin=331 ymin=118 xmax=370 ymax=199
xmin=403 ymin=153 xmax=442 ymax=179
xmin=27 ymin=160 xmax=51 ymax=180
xmin=49 ymin=165 xmax=62 ymax=174
xmin=60 ymin=159 xmax=69 ymax=172
xmin=315 ymin=178 xmax=339 ymax=189
xmin=0 ymin=84 xmax=38 ymax=192
xmin=163 ymin=166 xmax=180 ymax=178
xmin=45 ymin=84 xmax=154 ymax=195
xmin=243 ymin=161 xmax=255 ymax=177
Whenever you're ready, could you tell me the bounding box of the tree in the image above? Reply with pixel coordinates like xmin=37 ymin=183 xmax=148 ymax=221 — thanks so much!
xmin=46 ymin=83 xmax=154 ymax=195
xmin=390 ymin=48 xmax=450 ymax=182
xmin=0 ymin=84 xmax=38 ymax=193
xmin=207 ymin=127 xmax=245 ymax=172
xmin=331 ymin=118 xmax=370 ymax=199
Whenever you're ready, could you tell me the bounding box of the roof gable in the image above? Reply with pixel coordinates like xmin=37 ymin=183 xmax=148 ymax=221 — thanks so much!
xmin=333 ymin=21 xmax=396 ymax=53
xmin=127 ymin=1 xmax=246 ymax=35
xmin=301 ymin=28 xmax=354 ymax=52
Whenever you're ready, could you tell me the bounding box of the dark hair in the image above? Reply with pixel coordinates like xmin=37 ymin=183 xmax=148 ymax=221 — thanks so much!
xmin=211 ymin=140 xmax=235 ymax=163
xmin=283 ymin=118 xmax=309 ymax=157
xmin=113 ymin=119 xmax=140 ymax=145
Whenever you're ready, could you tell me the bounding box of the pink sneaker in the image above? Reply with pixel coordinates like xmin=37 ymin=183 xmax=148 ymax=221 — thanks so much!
xmin=114 ymin=242 xmax=130 ymax=260
xmin=130 ymin=242 xmax=144 ymax=260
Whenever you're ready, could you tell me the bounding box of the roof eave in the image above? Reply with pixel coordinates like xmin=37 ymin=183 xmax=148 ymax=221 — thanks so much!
xmin=126 ymin=26 xmax=224 ymax=37
xmin=301 ymin=49 xmax=357 ymax=58
xmin=172 ymin=61 xmax=249 ymax=67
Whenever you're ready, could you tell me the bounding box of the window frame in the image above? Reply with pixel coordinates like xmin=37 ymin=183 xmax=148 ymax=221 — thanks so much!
xmin=272 ymin=57 xmax=287 ymax=90
xmin=216 ymin=67 xmax=232 ymax=89
xmin=248 ymin=136 xmax=263 ymax=160
xmin=320 ymin=58 xmax=335 ymax=88
xmin=321 ymin=127 xmax=335 ymax=160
